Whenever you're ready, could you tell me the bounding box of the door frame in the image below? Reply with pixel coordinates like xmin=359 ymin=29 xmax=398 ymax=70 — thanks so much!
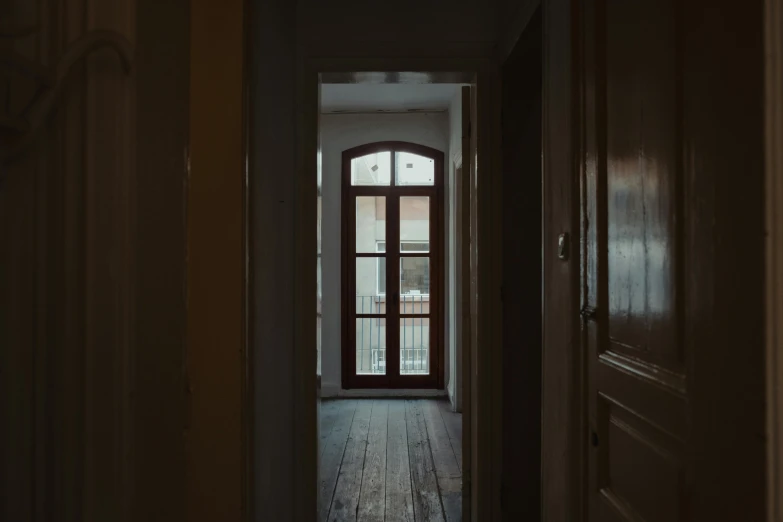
xmin=340 ymin=141 xmax=445 ymax=390
xmin=451 ymin=149 xmax=465 ymax=413
xmin=541 ymin=0 xmax=584 ymax=518
xmin=766 ymin=0 xmax=783 ymax=519
xmin=294 ymin=60 xmax=503 ymax=521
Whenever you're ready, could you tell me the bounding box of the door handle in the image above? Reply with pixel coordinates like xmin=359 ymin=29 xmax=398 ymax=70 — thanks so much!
xmin=580 ymin=305 xmax=597 ymax=321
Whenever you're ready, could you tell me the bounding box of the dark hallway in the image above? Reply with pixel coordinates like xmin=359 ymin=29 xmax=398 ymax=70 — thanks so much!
xmin=0 ymin=0 xmax=780 ymax=521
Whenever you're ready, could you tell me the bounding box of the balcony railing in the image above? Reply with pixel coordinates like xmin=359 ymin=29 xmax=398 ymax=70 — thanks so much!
xmin=356 ymin=295 xmax=429 ymax=375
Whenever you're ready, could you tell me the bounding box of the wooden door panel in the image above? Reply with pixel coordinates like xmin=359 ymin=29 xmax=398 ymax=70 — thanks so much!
xmin=596 ymin=394 xmax=685 ymax=522
xmin=586 ymin=0 xmax=688 ymax=520
xmin=605 ymin=0 xmax=680 ymax=368
xmin=595 ymin=356 xmax=686 ymax=438
xmin=546 ymin=0 xmax=766 ymax=516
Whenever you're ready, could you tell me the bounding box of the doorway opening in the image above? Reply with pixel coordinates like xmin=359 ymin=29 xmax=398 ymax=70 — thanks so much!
xmin=318 ymin=80 xmax=471 ymax=399
xmin=317 ymin=76 xmax=473 ymax=521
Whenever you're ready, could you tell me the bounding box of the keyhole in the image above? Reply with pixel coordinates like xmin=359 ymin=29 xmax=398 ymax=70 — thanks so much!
xmin=591 ymin=431 xmax=599 ymax=447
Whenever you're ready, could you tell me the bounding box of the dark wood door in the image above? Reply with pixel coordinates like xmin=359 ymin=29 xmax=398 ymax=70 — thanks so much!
xmin=579 ymin=0 xmax=766 ymax=520
xmin=342 ymin=142 xmax=443 ymax=389
xmin=583 ymin=0 xmax=688 ymax=520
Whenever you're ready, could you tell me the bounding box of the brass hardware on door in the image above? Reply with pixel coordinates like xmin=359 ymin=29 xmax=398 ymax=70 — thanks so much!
xmin=558 ymin=233 xmax=569 ymax=260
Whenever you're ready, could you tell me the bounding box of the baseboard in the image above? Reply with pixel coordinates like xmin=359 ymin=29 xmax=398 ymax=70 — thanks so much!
xmin=336 ymin=388 xmax=448 ymax=398
xmin=321 ymin=381 xmax=341 ymax=398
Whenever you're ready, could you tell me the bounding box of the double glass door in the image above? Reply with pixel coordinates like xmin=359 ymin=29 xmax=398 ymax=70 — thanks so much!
xmin=343 ymin=142 xmax=443 ymax=389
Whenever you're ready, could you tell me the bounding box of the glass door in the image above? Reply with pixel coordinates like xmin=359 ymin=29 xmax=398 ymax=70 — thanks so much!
xmin=343 ymin=143 xmax=442 ymax=389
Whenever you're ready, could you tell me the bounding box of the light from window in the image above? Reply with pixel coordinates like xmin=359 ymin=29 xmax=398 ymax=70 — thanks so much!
xmin=376 ymin=241 xmax=430 ymax=296
xmin=395 ymin=152 xmax=435 ymax=186
xmin=351 ymin=152 xmax=391 ymax=186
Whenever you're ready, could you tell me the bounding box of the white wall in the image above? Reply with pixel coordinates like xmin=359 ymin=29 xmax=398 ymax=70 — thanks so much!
xmin=321 ymin=112 xmax=450 ymax=395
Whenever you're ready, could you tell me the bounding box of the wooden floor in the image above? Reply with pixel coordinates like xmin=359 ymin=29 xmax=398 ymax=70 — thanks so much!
xmin=319 ymin=399 xmax=462 ymax=522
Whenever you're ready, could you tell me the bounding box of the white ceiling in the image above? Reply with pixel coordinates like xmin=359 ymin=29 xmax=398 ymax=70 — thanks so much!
xmin=320 ymin=84 xmax=462 ymax=113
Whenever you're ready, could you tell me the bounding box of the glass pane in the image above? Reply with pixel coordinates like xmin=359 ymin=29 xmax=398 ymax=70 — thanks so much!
xmin=401 ymin=242 xmax=429 ymax=252
xmin=356 ymin=257 xmax=386 ymax=313
xmin=395 ymin=152 xmax=435 ymax=186
xmin=400 ymin=196 xmax=430 ymax=245
xmin=400 ymin=317 xmax=430 ymax=375
xmin=356 ymin=318 xmax=386 ymax=375
xmin=351 ymin=151 xmax=391 ymax=186
xmin=355 ymin=196 xmax=386 ymax=253
xmin=400 ymin=257 xmax=430 ymax=297
xmin=400 ymin=293 xmax=429 ymax=315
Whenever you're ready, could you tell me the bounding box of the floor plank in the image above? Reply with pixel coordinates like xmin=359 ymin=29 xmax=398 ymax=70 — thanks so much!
xmin=437 ymin=399 xmax=463 ymax=471
xmin=385 ymin=401 xmax=415 ymax=522
xmin=357 ymin=401 xmax=389 ymax=522
xmin=422 ymin=400 xmax=462 ymax=521
xmin=329 ymin=401 xmax=373 ymax=521
xmin=320 ymin=399 xmax=462 ymax=522
xmin=320 ymin=400 xmax=342 ymax=458
xmin=405 ymin=400 xmax=446 ymax=522
xmin=319 ymin=400 xmax=357 ymax=522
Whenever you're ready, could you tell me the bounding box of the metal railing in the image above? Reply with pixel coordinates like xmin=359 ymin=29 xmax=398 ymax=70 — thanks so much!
xmin=355 ymin=295 xmax=429 ymax=375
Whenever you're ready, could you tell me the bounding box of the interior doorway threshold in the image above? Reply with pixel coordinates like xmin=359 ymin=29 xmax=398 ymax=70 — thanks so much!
xmin=333 ymin=388 xmax=448 ymax=399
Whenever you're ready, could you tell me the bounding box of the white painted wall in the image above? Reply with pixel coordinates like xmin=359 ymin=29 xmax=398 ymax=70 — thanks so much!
xmin=320 ymin=112 xmax=450 ymax=396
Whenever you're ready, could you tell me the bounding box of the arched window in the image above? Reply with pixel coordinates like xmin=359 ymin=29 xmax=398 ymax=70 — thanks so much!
xmin=342 ymin=142 xmax=444 ymax=389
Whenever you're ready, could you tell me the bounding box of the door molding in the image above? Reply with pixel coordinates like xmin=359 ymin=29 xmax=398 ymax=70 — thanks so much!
xmin=541 ymin=0 xmax=583 ymax=519
xmin=766 ymin=0 xmax=783 ymax=519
